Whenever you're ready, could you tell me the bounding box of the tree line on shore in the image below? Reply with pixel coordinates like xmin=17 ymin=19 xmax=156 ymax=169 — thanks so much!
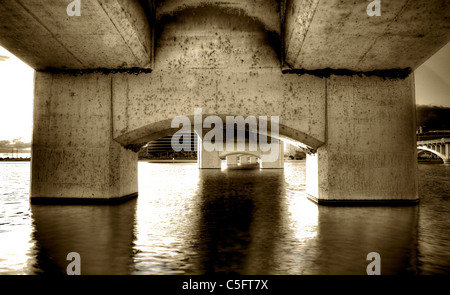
xmin=416 ymin=105 xmax=450 ymax=132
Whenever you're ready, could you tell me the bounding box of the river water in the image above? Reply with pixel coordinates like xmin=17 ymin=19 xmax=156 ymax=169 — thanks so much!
xmin=0 ymin=161 xmax=449 ymax=275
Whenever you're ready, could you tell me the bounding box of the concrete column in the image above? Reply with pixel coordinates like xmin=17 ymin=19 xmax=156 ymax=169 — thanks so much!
xmin=31 ymin=72 xmax=138 ymax=204
xmin=261 ymin=140 xmax=284 ymax=169
xmin=241 ymin=155 xmax=250 ymax=164
xmin=307 ymin=75 xmax=418 ymax=205
xmin=250 ymin=156 xmax=259 ymax=164
xmin=226 ymin=155 xmax=238 ymax=165
xmin=197 ymin=134 xmax=221 ymax=169
xmin=306 ymin=152 xmax=319 ymax=199
xmin=445 ymin=144 xmax=450 ymax=164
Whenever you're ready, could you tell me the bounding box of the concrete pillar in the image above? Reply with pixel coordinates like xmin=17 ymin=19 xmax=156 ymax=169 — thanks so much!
xmin=226 ymin=155 xmax=238 ymax=166
xmin=261 ymin=140 xmax=284 ymax=169
xmin=250 ymin=156 xmax=259 ymax=164
xmin=444 ymin=144 xmax=450 ymax=164
xmin=31 ymin=72 xmax=138 ymax=204
xmin=307 ymin=75 xmax=418 ymax=205
xmin=197 ymin=134 xmax=221 ymax=169
xmin=241 ymin=155 xmax=250 ymax=164
xmin=306 ymin=152 xmax=319 ymax=199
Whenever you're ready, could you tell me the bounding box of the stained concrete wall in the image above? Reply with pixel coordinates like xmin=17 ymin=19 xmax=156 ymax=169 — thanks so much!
xmin=31 ymin=72 xmax=137 ymax=202
xmin=307 ymin=75 xmax=418 ymax=203
xmin=112 ymin=70 xmax=326 ymax=149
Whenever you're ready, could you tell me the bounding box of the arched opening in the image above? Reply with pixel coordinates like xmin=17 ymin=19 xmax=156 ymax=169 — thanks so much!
xmin=417 ymin=147 xmax=445 ymax=164
xmin=154 ymin=4 xmax=281 ymax=69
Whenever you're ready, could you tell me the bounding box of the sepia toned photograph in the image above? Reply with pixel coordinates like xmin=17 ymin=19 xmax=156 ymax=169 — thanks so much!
xmin=0 ymin=0 xmax=449 ymax=286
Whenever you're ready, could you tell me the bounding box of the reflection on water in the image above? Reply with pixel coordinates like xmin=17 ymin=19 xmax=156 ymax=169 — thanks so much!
xmin=29 ymin=201 xmax=137 ymax=275
xmin=0 ymin=162 xmax=449 ymax=274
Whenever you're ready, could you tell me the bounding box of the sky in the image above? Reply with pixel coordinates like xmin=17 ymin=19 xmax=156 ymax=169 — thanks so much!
xmin=0 ymin=43 xmax=449 ymax=143
xmin=415 ymin=42 xmax=450 ymax=107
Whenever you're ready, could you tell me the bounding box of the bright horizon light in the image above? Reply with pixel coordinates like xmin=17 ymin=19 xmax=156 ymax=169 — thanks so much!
xmin=0 ymin=46 xmax=34 ymax=143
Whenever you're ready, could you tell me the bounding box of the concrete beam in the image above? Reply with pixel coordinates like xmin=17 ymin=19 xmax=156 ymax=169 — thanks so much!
xmin=284 ymin=0 xmax=450 ymax=71
xmin=0 ymin=0 xmax=152 ymax=70
xmin=111 ymin=70 xmax=326 ymax=149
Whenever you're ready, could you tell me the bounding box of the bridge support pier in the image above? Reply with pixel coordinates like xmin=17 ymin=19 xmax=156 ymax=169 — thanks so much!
xmin=226 ymin=155 xmax=238 ymax=166
xmin=261 ymin=140 xmax=284 ymax=169
xmin=30 ymin=72 xmax=138 ymax=204
xmin=306 ymin=75 xmax=418 ymax=205
xmin=197 ymin=133 xmax=221 ymax=169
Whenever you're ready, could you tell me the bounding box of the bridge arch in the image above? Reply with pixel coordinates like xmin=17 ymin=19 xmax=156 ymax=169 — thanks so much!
xmin=111 ymin=71 xmax=326 ymax=150
xmin=417 ymin=146 xmax=446 ymax=162
xmin=113 ymin=114 xmax=324 ymax=152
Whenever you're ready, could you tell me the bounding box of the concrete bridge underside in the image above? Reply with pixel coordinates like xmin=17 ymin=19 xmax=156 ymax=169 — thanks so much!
xmin=1 ymin=0 xmax=449 ymax=205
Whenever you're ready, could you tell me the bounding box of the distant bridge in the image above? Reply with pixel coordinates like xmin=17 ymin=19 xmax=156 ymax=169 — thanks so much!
xmin=417 ymin=138 xmax=450 ymax=164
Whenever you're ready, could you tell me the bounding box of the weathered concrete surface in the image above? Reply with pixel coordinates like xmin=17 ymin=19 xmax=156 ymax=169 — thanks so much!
xmin=307 ymin=75 xmax=418 ymax=204
xmin=283 ymin=0 xmax=320 ymax=69
xmin=0 ymin=0 xmax=152 ymax=70
xmin=0 ymin=0 xmax=448 ymax=73
xmin=156 ymin=0 xmax=281 ymax=35
xmin=112 ymin=70 xmax=326 ymax=149
xmin=155 ymin=5 xmax=280 ymax=70
xmin=31 ymin=72 xmax=138 ymax=201
xmin=284 ymin=0 xmax=450 ymax=71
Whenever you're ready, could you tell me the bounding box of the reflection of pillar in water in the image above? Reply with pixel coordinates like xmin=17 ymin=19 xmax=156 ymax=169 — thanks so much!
xmin=29 ymin=200 xmax=137 ymax=275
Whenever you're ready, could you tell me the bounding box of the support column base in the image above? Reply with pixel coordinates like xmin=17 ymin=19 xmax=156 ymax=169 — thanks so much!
xmin=306 ymin=194 xmax=419 ymax=206
xmin=30 ymin=193 xmax=138 ymax=205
